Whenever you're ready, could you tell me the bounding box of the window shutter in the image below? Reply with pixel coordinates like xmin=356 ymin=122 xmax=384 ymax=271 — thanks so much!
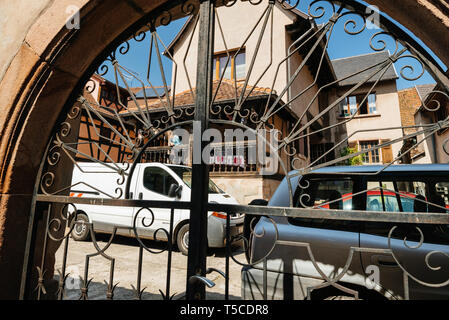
xmin=381 ymin=140 xmax=393 ymax=164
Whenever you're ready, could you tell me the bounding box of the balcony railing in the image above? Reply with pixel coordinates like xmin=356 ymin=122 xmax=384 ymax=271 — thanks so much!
xmin=143 ymin=142 xmax=261 ymax=174
xmin=209 ymin=141 xmax=258 ymax=174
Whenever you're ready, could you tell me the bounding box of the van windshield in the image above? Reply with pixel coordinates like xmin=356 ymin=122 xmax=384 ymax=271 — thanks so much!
xmin=168 ymin=166 xmax=223 ymax=194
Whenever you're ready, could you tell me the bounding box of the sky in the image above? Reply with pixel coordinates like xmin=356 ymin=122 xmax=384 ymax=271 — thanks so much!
xmin=102 ymin=0 xmax=445 ymax=91
xmin=102 ymin=17 xmax=188 ymax=89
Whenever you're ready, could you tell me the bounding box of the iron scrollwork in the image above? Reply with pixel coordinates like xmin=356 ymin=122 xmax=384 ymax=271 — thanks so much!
xmin=29 ymin=0 xmax=449 ymax=301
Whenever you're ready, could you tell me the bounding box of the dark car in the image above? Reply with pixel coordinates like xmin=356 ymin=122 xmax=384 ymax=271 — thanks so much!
xmin=242 ymin=164 xmax=449 ymax=300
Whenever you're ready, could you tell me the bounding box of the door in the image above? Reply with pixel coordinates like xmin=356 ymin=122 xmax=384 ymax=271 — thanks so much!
xmin=360 ymin=177 xmax=449 ymax=299
xmin=75 ymin=164 xmax=137 ymax=236
xmin=132 ymin=165 xmax=181 ymax=241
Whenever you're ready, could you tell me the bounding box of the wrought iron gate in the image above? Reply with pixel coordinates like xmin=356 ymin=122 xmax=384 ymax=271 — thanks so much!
xmin=21 ymin=0 xmax=449 ymax=300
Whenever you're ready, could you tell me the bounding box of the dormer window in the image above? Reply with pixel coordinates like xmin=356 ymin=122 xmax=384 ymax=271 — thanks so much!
xmin=340 ymin=93 xmax=377 ymax=116
xmin=212 ymin=49 xmax=246 ymax=80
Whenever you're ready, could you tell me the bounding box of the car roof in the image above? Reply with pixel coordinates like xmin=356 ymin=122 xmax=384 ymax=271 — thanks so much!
xmin=290 ymin=164 xmax=449 ymax=175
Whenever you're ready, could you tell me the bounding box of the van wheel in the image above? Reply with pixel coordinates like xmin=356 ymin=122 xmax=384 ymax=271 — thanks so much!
xmin=176 ymin=224 xmax=189 ymax=256
xmin=71 ymin=213 xmax=90 ymax=241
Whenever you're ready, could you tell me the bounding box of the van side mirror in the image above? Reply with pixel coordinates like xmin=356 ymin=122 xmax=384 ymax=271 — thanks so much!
xmin=168 ymin=183 xmax=182 ymax=199
xmin=248 ymin=199 xmax=268 ymax=206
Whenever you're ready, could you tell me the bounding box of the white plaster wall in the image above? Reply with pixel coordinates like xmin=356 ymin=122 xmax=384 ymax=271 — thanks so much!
xmin=287 ymin=52 xmax=321 ymax=130
xmin=89 ymin=75 xmax=101 ymax=102
xmin=171 ymin=1 xmax=298 ymax=97
xmin=334 ymin=81 xmax=404 ymax=163
xmin=435 ymin=131 xmax=449 ymax=163
xmin=413 ymin=111 xmax=434 ymax=163
xmin=211 ymin=175 xmax=264 ymax=204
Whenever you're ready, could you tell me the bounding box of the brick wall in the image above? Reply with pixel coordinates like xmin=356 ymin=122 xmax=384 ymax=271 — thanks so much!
xmin=398 ymin=87 xmax=425 ymax=159
xmin=398 ymin=87 xmax=422 ymax=135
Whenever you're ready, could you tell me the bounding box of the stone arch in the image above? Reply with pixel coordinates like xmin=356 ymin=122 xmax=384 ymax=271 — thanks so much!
xmin=0 ymin=0 xmax=172 ymax=299
xmin=0 ymin=0 xmax=447 ymax=299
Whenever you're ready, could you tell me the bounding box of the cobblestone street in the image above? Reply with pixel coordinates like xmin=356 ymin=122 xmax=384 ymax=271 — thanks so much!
xmin=54 ymin=235 xmax=244 ymax=300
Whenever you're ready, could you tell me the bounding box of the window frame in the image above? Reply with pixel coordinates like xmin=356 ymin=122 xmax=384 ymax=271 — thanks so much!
xmin=142 ymin=166 xmax=179 ymax=197
xmin=213 ymin=49 xmax=246 ymax=81
xmin=360 ymin=176 xmax=449 ymax=242
xmin=359 ymin=140 xmax=381 ymax=164
xmin=289 ymin=174 xmax=363 ymax=232
xmin=339 ymin=93 xmax=377 ymax=117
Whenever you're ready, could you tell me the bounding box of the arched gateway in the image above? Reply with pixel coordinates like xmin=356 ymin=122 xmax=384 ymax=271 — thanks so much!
xmin=0 ymin=0 xmax=449 ymax=300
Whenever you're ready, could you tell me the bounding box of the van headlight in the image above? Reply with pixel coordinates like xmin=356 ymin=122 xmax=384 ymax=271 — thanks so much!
xmin=212 ymin=212 xmax=227 ymax=219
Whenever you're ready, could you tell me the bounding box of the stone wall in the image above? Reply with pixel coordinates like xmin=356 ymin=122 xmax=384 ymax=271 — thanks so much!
xmin=0 ymin=0 xmax=168 ymax=299
xmin=212 ymin=175 xmax=265 ymax=205
xmin=211 ymin=174 xmax=283 ymax=205
xmin=398 ymin=87 xmax=423 ymax=135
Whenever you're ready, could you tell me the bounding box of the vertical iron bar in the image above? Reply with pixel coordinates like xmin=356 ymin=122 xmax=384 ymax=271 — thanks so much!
xmin=82 ymin=256 xmax=90 ymax=300
xmin=20 ymin=198 xmax=42 ymax=300
xmin=379 ymin=181 xmax=386 ymax=211
xmin=403 ymin=272 xmax=410 ymax=300
xmin=20 ymin=151 xmax=49 ymax=300
xmin=225 ymin=213 xmax=230 ymax=300
xmin=37 ymin=203 xmax=52 ymax=300
xmin=107 ymin=259 xmax=115 ymax=300
xmin=58 ymin=235 xmax=70 ymax=300
xmin=186 ymin=0 xmax=215 ymax=300
xmin=166 ymin=208 xmax=175 ymax=299
xmin=136 ymin=245 xmax=143 ymax=299
xmin=263 ymin=258 xmax=268 ymax=300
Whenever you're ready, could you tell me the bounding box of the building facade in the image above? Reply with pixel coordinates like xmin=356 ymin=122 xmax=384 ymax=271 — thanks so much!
xmin=71 ymin=3 xmax=441 ymax=204
xmin=413 ymin=84 xmax=449 ymax=164
xmin=158 ymin=1 xmax=336 ymax=203
xmin=329 ymin=51 xmax=403 ymax=165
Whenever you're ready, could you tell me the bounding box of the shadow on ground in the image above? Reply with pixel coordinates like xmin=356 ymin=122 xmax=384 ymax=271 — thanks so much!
xmin=54 ymin=276 xmax=241 ymax=300
xmin=91 ymin=233 xmax=244 ymax=257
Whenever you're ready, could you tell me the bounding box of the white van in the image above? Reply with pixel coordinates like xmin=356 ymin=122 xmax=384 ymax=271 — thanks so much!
xmin=69 ymin=162 xmax=244 ymax=255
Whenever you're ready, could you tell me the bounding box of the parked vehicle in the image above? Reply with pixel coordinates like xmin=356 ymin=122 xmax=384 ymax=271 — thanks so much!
xmin=318 ymin=190 xmax=449 ymax=212
xmin=241 ymin=164 xmax=449 ymax=300
xmin=70 ymin=162 xmax=244 ymax=255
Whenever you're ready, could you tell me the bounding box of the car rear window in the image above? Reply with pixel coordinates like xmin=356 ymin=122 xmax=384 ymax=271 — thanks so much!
xmin=296 ymin=178 xmax=354 ymax=210
xmin=365 ymin=180 xmax=428 ymax=213
xmin=290 ymin=177 xmax=357 ymax=231
xmin=364 ymin=180 xmax=449 ymax=213
xmin=433 ymin=182 xmax=449 ymax=213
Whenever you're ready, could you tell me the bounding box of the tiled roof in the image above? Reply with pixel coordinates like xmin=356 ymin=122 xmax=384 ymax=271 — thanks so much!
xmin=82 ymin=88 xmax=125 ymax=120
xmin=331 ymin=51 xmax=398 ymax=87
xmin=132 ymin=86 xmax=171 ymax=99
xmin=122 ymin=79 xmax=273 ymax=114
